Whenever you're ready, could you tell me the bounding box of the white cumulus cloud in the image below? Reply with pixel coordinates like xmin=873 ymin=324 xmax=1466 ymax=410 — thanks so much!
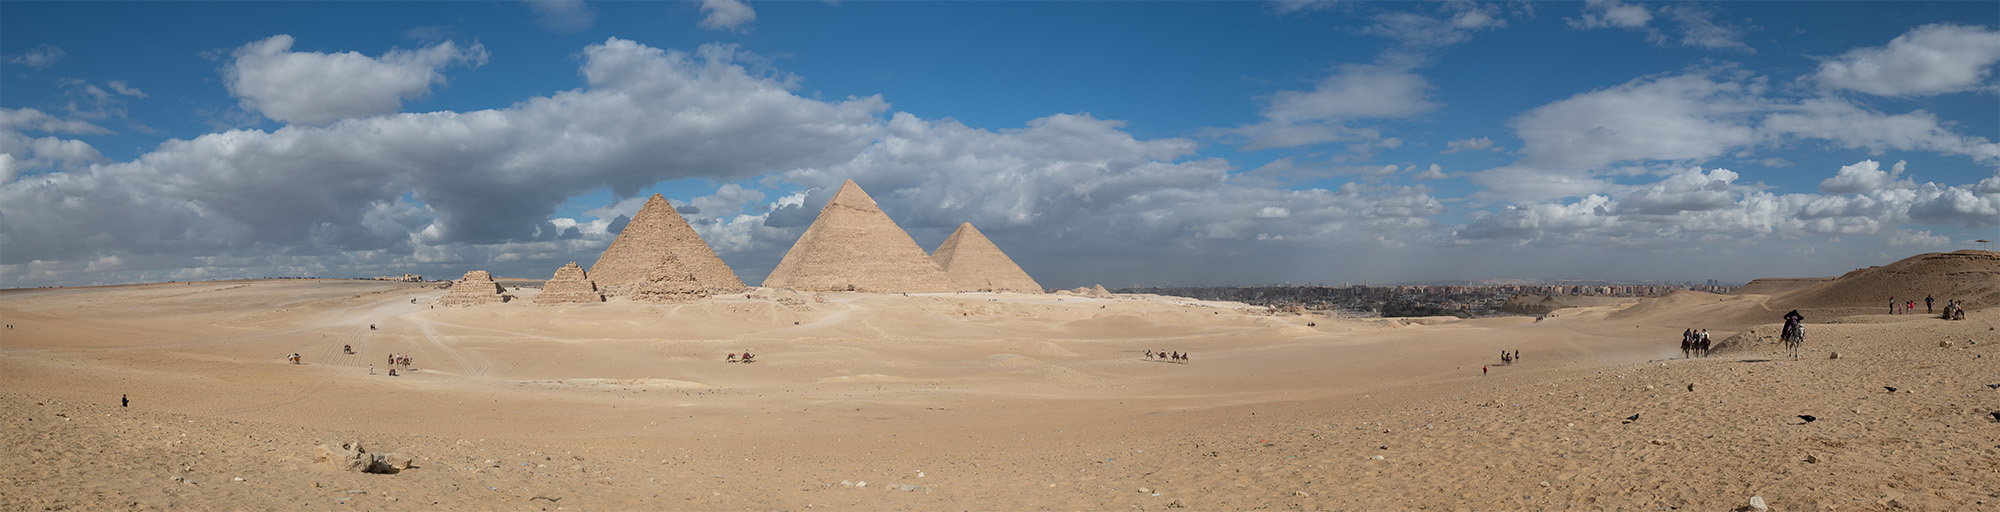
xmin=1818 ymin=160 xmax=1912 ymax=194
xmin=2 ymin=38 xmax=887 ymax=287
xmin=224 ymin=35 xmax=490 ymax=126
xmin=1815 ymin=24 xmax=2000 ymax=97
xmin=699 ymin=0 xmax=757 ymax=32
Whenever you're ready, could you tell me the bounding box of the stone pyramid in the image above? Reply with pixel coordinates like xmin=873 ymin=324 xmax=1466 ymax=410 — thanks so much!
xmin=628 ymin=253 xmax=710 ymax=303
xmin=534 ymin=262 xmax=603 ymax=304
xmin=438 ymin=270 xmax=510 ymax=306
xmin=931 ymin=223 xmax=1043 ymax=293
xmin=589 ymin=194 xmax=746 ymax=293
xmin=761 ymin=180 xmax=959 ymax=293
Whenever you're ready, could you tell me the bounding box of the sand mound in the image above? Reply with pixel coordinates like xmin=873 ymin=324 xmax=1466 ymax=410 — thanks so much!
xmin=762 ymin=180 xmax=958 ymax=293
xmin=931 ymin=223 xmax=1044 ymax=293
xmin=1782 ymin=250 xmax=2000 ymax=310
xmin=589 ymin=194 xmax=746 ymax=293
xmin=1730 ymin=277 xmax=1833 ymax=296
xmin=1606 ymin=290 xmax=1728 ymax=320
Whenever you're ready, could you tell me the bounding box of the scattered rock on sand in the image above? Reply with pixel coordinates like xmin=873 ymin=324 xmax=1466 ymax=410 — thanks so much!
xmin=1747 ymin=495 xmax=1769 ymax=511
xmin=313 ymin=441 xmax=411 ymax=474
xmin=1829 ymin=351 xmax=1840 ymax=359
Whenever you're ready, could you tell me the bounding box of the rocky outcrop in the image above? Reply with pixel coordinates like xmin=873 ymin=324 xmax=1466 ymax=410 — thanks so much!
xmin=313 ymin=441 xmax=414 ymax=474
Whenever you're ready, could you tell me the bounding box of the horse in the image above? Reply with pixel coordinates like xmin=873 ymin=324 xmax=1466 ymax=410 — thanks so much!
xmin=1781 ymin=323 xmax=1805 ymax=360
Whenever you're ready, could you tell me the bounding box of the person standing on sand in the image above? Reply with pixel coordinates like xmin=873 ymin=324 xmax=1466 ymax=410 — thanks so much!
xmin=1926 ymin=295 xmax=1934 ymax=314
xmin=121 ymin=394 xmax=127 ymax=407
xmin=1889 ymin=298 xmax=1896 ymax=315
xmin=1482 ymin=366 xmax=1487 ymax=376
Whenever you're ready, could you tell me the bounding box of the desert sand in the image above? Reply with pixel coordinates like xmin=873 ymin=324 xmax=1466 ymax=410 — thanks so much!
xmin=3 ymin=252 xmax=1998 ymax=511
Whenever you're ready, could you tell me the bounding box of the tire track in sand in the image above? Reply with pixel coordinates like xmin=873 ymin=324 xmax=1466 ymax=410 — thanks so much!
xmin=411 ymin=317 xmax=494 ymax=378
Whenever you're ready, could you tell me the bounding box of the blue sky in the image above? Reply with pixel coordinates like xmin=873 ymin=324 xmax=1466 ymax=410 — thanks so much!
xmin=3 ymin=1 xmax=1998 ymax=289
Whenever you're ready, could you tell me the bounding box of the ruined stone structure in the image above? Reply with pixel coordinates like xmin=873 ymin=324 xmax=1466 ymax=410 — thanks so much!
xmin=931 ymin=223 xmax=1043 ymax=293
xmin=627 ymin=255 xmax=710 ymax=303
xmin=589 ymin=194 xmax=745 ymax=294
xmin=761 ymin=180 xmax=958 ymax=293
xmin=534 ymin=262 xmax=603 ymax=304
xmin=437 ymin=270 xmax=510 ymax=306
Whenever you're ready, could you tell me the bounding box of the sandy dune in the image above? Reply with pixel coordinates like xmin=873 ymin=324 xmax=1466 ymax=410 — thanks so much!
xmin=3 ymin=264 xmax=1998 ymax=510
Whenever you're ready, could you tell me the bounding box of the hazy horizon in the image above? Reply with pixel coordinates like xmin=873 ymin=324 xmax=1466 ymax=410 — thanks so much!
xmin=4 ymin=1 xmax=1997 ymax=289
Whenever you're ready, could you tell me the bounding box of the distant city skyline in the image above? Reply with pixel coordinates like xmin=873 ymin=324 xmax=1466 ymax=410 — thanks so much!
xmin=3 ymin=1 xmax=1997 ymax=289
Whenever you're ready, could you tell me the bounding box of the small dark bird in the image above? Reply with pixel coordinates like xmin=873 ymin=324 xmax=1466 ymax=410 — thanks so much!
xmin=1798 ymin=415 xmax=1817 ymax=423
xmin=1990 ymin=411 xmax=2000 ymax=422
xmin=1624 ymin=413 xmax=1640 ymax=422
xmin=1884 ymin=386 xmax=1898 ymax=392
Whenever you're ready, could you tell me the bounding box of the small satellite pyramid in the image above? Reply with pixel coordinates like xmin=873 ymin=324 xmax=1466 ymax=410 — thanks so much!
xmin=628 ymin=253 xmax=709 ymax=303
xmin=438 ymin=270 xmax=511 ymax=306
xmin=534 ymin=262 xmax=603 ymax=304
xmin=589 ymin=194 xmax=746 ymax=293
xmin=761 ymin=180 xmax=958 ymax=293
xmin=931 ymin=223 xmax=1043 ymax=293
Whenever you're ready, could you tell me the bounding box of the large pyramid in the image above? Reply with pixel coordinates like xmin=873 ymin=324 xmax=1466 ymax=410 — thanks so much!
xmin=931 ymin=223 xmax=1043 ymax=293
xmin=589 ymin=194 xmax=745 ymax=293
xmin=761 ymin=180 xmax=959 ymax=293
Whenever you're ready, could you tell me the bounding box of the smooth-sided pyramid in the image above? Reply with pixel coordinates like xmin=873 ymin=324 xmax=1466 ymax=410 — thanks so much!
xmin=438 ymin=270 xmax=510 ymax=306
xmin=589 ymin=194 xmax=746 ymax=293
xmin=931 ymin=223 xmax=1043 ymax=293
xmin=628 ymin=253 xmax=710 ymax=303
xmin=534 ymin=262 xmax=603 ymax=304
xmin=761 ymin=180 xmax=959 ymax=293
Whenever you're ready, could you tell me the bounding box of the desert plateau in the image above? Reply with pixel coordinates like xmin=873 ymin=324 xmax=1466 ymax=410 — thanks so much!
xmin=4 ymin=250 xmax=1998 ymax=511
